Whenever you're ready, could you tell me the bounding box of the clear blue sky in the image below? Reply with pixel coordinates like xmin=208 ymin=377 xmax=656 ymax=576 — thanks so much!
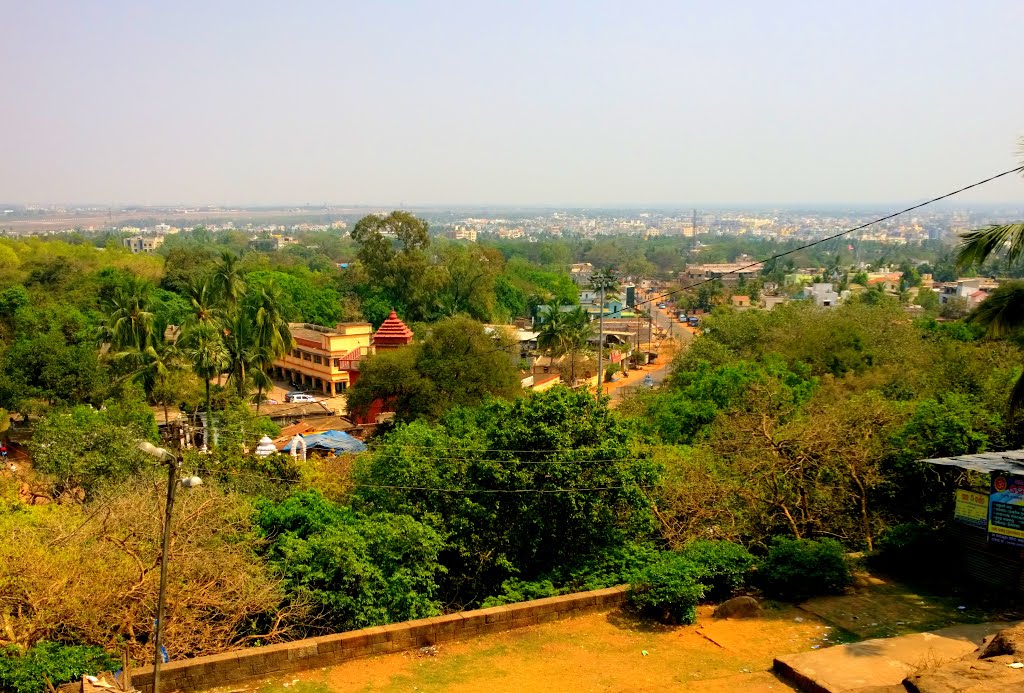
xmin=1 ymin=1 xmax=1022 ymax=206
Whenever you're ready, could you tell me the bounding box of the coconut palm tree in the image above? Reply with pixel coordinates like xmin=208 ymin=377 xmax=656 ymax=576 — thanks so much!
xmin=562 ymin=306 xmax=594 ymax=385
xmin=102 ymin=281 xmax=157 ymax=351
xmin=179 ymin=321 xmax=229 ymax=446
xmin=211 ymin=252 xmax=246 ymax=308
xmin=247 ymin=283 xmax=295 ymax=410
xmin=183 ymin=276 xmax=221 ymax=326
xmin=114 ymin=338 xmax=183 ymax=423
xmin=537 ymin=305 xmax=593 ymax=385
xmin=222 ymin=309 xmax=261 ymax=399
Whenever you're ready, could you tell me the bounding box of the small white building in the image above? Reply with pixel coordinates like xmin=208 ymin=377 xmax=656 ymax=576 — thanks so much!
xmin=805 ymin=283 xmax=840 ymax=308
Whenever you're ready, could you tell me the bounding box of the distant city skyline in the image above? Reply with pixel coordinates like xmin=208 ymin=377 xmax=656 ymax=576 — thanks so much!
xmin=2 ymin=1 xmax=1022 ymax=206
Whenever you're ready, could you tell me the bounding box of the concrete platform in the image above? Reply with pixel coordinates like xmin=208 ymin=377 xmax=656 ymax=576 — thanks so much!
xmin=773 ymin=623 xmax=1012 ymax=693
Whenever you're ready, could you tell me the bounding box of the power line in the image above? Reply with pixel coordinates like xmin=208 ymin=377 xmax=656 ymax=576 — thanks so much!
xmin=634 ymin=165 xmax=1024 ymax=310
xmin=432 ymin=164 xmax=1024 ymax=370
xmin=195 ymin=464 xmax=656 ymax=494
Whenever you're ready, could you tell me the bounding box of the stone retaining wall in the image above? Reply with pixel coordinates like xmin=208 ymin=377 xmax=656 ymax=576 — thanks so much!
xmin=131 ymin=585 xmax=628 ymax=692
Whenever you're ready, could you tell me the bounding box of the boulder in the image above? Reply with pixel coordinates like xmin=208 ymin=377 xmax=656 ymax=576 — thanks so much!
xmin=980 ymin=623 xmax=1024 ymax=659
xmin=903 ymin=657 xmax=1024 ymax=692
xmin=713 ymin=596 xmax=761 ymax=619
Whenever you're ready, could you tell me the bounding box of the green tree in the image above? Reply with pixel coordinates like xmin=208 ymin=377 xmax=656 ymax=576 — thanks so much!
xmin=350 ymin=212 xmax=440 ymax=321
xmin=28 ymin=404 xmax=155 ymax=497
xmin=255 ymin=490 xmax=444 ymax=631
xmin=347 ymin=316 xmax=520 ymax=422
xmin=178 ymin=322 xmax=229 ymax=446
xmin=354 ymin=387 xmax=660 ymax=603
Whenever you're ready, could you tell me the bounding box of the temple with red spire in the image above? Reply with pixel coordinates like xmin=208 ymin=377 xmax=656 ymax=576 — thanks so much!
xmin=372 ymin=310 xmax=414 ymax=350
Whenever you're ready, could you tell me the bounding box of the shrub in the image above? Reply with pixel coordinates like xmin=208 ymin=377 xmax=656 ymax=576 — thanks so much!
xmin=628 ymin=552 xmax=706 ymax=624
xmin=683 ymin=540 xmax=756 ymax=602
xmin=0 ymin=642 xmax=119 ymax=693
xmin=759 ymin=537 xmax=852 ymax=601
xmin=481 ymin=579 xmax=560 ymax=607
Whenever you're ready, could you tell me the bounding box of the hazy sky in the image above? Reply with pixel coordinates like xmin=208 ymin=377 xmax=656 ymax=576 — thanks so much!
xmin=2 ymin=1 xmax=1022 ymax=206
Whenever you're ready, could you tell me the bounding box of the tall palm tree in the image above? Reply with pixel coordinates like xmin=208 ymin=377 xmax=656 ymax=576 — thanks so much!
xmin=211 ymin=252 xmax=246 ymax=308
xmin=537 ymin=305 xmax=593 ymax=385
xmin=183 ymin=276 xmax=221 ymax=326
xmin=562 ymin=306 xmax=594 ymax=385
xmin=102 ymin=281 xmax=157 ymax=351
xmin=222 ymin=309 xmax=265 ymax=400
xmin=114 ymin=338 xmax=183 ymax=424
xmin=247 ymin=283 xmax=294 ymax=410
xmin=179 ymin=322 xmax=229 ymax=447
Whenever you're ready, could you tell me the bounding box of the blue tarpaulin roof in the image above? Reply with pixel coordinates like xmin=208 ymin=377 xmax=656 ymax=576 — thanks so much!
xmin=282 ymin=430 xmax=367 ymax=454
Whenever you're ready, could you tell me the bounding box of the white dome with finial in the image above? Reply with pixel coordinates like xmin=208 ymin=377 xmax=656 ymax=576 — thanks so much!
xmin=254 ymin=435 xmax=277 ymax=457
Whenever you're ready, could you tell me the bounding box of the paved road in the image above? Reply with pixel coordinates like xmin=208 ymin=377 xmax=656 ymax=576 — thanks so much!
xmin=606 ymin=305 xmax=691 ymax=403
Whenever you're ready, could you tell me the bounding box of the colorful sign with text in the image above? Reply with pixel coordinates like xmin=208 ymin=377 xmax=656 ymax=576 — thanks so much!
xmin=954 ymin=489 xmax=988 ymax=530
xmin=988 ymin=473 xmax=1024 ymax=547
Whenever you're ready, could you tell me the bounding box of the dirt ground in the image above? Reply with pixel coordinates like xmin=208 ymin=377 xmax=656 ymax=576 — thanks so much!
xmin=214 ymin=572 xmax=1011 ymax=693
xmin=234 ymin=603 xmax=835 ymax=693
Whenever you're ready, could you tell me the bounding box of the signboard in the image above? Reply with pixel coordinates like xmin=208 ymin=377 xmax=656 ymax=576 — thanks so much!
xmin=953 ymin=489 xmax=988 ymax=529
xmin=988 ymin=473 xmax=1024 ymax=547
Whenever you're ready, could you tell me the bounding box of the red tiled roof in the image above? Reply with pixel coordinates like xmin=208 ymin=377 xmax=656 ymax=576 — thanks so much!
xmin=374 ymin=310 xmax=413 ymax=341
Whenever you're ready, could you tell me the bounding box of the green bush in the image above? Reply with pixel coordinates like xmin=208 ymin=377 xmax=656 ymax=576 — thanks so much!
xmin=0 ymin=642 xmax=119 ymax=693
xmin=628 ymin=552 xmax=706 ymax=624
xmin=481 ymin=578 xmax=560 ymax=607
xmin=683 ymin=540 xmax=756 ymax=602
xmin=759 ymin=537 xmax=852 ymax=601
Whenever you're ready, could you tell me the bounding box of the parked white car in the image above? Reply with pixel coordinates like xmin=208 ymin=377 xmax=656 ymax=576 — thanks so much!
xmin=285 ymin=392 xmax=317 ymax=404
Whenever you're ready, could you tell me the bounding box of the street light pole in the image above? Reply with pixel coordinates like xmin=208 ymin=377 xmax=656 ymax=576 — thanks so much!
xmin=153 ymin=454 xmax=179 ymax=693
xmin=596 ymin=285 xmax=605 ymax=398
xmin=138 ymin=441 xmax=195 ymax=693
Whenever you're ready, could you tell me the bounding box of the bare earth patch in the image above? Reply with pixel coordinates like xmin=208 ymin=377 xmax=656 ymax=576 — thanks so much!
xmin=232 ymin=604 xmax=831 ymax=693
xmin=206 ymin=573 xmax=1013 ymax=693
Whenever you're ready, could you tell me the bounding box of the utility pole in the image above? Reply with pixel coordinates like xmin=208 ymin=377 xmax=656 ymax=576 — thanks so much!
xmin=692 ymin=209 xmax=698 ymax=252
xmin=153 ymin=455 xmax=179 ymax=693
xmin=597 ymin=285 xmax=605 ymax=398
xmin=590 ymin=270 xmax=616 ymax=399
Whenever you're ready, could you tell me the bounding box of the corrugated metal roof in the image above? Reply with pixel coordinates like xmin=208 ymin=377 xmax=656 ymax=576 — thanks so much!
xmin=919 ymin=450 xmax=1024 ymax=474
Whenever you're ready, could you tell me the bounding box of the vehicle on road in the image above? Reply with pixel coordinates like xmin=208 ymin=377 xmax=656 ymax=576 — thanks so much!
xmin=657 ymin=302 xmax=666 ymax=309
xmin=643 ymin=374 xmax=655 ymax=388
xmin=285 ymin=392 xmax=317 ymax=404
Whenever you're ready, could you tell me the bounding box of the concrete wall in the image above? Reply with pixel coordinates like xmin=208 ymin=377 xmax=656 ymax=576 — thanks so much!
xmin=131 ymin=585 xmax=628 ymax=692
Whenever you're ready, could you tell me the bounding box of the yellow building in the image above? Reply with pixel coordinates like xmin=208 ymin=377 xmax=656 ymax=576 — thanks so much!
xmin=273 ymin=322 xmax=373 ymax=396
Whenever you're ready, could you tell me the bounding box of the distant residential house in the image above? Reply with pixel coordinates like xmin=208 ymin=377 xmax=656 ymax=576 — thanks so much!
xmin=681 ymin=262 xmax=763 ymax=288
xmin=730 ymin=295 xmax=751 ymax=308
xmin=570 ymin=262 xmax=594 ymax=285
xmin=761 ymin=295 xmax=789 ymax=311
xmin=122 ymin=235 xmax=164 ymax=253
xmin=250 ymin=235 xmax=299 ymax=251
xmin=447 ymin=226 xmax=477 ymax=242
xmin=804 ymin=283 xmax=840 ymax=308
xmin=866 ymin=272 xmax=903 ymax=293
xmin=940 ymin=278 xmax=999 ymax=306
